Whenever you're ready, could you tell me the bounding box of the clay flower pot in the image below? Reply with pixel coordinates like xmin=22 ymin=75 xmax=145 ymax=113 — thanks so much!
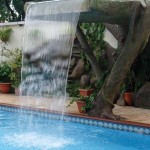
xmin=79 ymin=89 xmax=94 ymax=97
xmin=76 ymin=101 xmax=86 ymax=113
xmin=0 ymin=83 xmax=11 ymax=94
xmin=124 ymin=92 xmax=133 ymax=106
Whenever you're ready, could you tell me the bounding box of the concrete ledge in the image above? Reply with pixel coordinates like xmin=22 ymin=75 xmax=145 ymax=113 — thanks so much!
xmin=0 ymin=21 xmax=24 ymax=27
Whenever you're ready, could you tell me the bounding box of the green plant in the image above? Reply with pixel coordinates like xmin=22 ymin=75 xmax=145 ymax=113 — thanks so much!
xmin=0 ymin=28 xmax=12 ymax=43
xmin=80 ymin=51 xmax=91 ymax=73
xmin=9 ymin=72 xmax=20 ymax=88
xmin=67 ymin=95 xmax=93 ymax=112
xmin=80 ymin=23 xmax=105 ymax=61
xmin=84 ymin=71 xmax=109 ymax=110
xmin=0 ymin=62 xmax=12 ymax=82
xmin=66 ymin=82 xmax=80 ymax=97
xmin=0 ymin=28 xmax=13 ymax=62
xmin=67 ymin=80 xmax=94 ymax=98
xmin=67 ymin=72 xmax=109 ymax=111
xmin=4 ymin=48 xmax=22 ymax=87
xmin=81 ymin=85 xmax=94 ymax=89
xmin=83 ymin=95 xmax=94 ymax=111
xmin=79 ymin=23 xmax=106 ymax=76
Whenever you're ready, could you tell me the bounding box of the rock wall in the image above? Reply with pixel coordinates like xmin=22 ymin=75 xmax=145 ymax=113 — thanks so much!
xmin=135 ymin=82 xmax=150 ymax=109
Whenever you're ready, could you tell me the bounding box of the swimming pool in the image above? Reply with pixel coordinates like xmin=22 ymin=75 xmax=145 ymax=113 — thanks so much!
xmin=0 ymin=105 xmax=150 ymax=150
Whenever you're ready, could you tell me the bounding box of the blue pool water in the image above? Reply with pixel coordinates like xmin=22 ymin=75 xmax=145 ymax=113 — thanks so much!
xmin=0 ymin=110 xmax=150 ymax=150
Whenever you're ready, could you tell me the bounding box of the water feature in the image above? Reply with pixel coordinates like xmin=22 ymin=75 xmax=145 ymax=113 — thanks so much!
xmin=1 ymin=1 xmax=149 ymax=150
xmin=21 ymin=0 xmax=86 ymax=112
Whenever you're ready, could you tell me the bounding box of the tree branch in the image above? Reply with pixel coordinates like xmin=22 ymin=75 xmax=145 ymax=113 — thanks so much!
xmin=76 ymin=25 xmax=101 ymax=79
xmin=104 ymin=24 xmax=128 ymax=43
xmin=113 ymin=2 xmax=141 ymax=57
xmin=105 ymin=42 xmax=116 ymax=70
xmin=128 ymin=2 xmax=141 ymax=41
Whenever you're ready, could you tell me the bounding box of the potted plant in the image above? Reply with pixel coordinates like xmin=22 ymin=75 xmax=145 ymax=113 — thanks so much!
xmin=0 ymin=62 xmax=12 ymax=93
xmin=122 ymin=71 xmax=135 ymax=106
xmin=75 ymin=96 xmax=87 ymax=113
xmin=79 ymin=83 xmax=94 ymax=97
xmin=79 ymin=88 xmax=94 ymax=97
xmin=4 ymin=48 xmax=22 ymax=95
xmin=68 ymin=95 xmax=94 ymax=113
xmin=123 ymin=82 xmax=135 ymax=106
xmin=76 ymin=101 xmax=86 ymax=113
xmin=124 ymin=92 xmax=133 ymax=106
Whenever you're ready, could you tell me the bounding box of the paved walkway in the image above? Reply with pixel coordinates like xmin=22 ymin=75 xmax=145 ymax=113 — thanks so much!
xmin=0 ymin=94 xmax=150 ymax=125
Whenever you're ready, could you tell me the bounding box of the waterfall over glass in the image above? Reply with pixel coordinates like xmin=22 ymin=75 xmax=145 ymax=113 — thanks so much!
xmin=21 ymin=0 xmax=86 ymax=112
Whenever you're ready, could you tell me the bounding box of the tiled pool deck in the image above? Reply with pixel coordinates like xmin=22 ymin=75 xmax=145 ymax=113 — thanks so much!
xmin=0 ymin=94 xmax=150 ymax=126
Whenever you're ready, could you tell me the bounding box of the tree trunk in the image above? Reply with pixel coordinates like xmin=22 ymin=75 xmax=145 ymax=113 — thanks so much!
xmin=89 ymin=3 xmax=150 ymax=120
xmin=104 ymin=24 xmax=128 ymax=43
xmin=76 ymin=25 xmax=101 ymax=79
xmin=104 ymin=24 xmax=128 ymax=57
xmin=105 ymin=42 xmax=116 ymax=70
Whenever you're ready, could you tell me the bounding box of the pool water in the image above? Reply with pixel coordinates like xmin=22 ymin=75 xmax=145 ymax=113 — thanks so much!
xmin=0 ymin=110 xmax=149 ymax=150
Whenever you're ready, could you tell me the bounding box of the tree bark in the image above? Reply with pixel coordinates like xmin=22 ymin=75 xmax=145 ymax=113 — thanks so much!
xmin=104 ymin=24 xmax=128 ymax=56
xmin=76 ymin=25 xmax=101 ymax=79
xmin=80 ymin=0 xmax=141 ymax=24
xmin=104 ymin=24 xmax=128 ymax=43
xmin=105 ymin=42 xmax=116 ymax=70
xmin=89 ymin=3 xmax=150 ymax=120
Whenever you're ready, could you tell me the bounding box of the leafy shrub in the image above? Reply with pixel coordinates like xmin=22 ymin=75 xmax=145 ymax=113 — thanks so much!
xmin=4 ymin=48 xmax=22 ymax=87
xmin=0 ymin=62 xmax=12 ymax=82
xmin=66 ymin=82 xmax=80 ymax=97
xmin=0 ymin=28 xmax=12 ymax=43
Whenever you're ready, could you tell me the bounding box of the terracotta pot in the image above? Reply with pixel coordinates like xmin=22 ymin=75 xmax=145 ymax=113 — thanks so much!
xmin=0 ymin=83 xmax=11 ymax=94
xmin=124 ymin=92 xmax=133 ymax=106
xmin=79 ymin=89 xmax=94 ymax=97
xmin=76 ymin=101 xmax=86 ymax=113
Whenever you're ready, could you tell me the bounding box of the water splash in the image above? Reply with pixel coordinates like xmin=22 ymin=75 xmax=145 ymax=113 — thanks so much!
xmin=3 ymin=132 xmax=75 ymax=150
xmin=21 ymin=0 xmax=86 ymax=112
